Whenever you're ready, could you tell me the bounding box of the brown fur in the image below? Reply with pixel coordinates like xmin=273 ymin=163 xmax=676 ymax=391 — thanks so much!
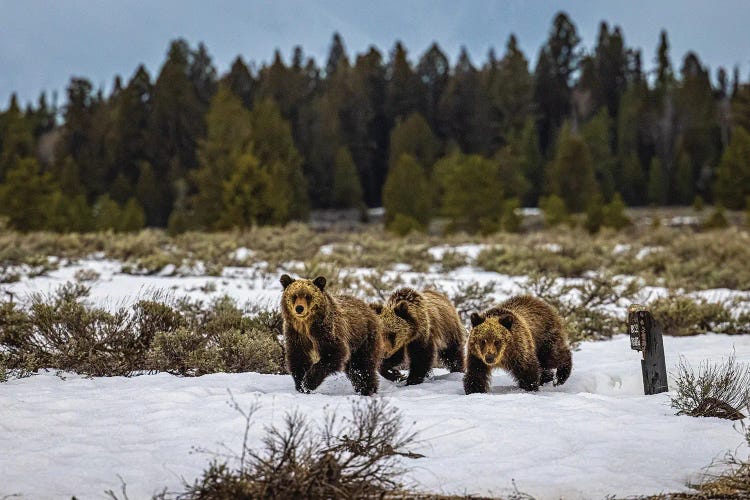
xmin=463 ymin=295 xmax=572 ymax=394
xmin=280 ymin=274 xmax=383 ymax=395
xmin=374 ymin=288 xmax=465 ymax=385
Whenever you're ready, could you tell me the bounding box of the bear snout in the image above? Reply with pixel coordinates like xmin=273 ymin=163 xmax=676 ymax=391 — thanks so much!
xmin=295 ymin=305 xmax=305 ymax=314
xmin=485 ymin=354 xmax=496 ymax=364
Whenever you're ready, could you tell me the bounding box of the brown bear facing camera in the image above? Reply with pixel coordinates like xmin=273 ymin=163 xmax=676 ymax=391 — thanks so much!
xmin=372 ymin=288 xmax=465 ymax=385
xmin=464 ymin=295 xmax=572 ymax=394
xmin=280 ymin=274 xmax=383 ymax=395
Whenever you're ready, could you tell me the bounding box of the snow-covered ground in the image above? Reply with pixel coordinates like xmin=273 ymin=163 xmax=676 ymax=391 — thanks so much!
xmin=1 ymin=335 xmax=748 ymax=499
xmin=2 ymin=251 xmax=750 ymax=499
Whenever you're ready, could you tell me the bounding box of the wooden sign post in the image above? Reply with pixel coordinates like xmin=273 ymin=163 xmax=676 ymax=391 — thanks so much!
xmin=628 ymin=305 xmax=668 ymax=395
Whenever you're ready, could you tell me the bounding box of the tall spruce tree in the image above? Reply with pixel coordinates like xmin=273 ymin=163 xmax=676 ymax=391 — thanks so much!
xmin=544 ymin=122 xmax=599 ymax=212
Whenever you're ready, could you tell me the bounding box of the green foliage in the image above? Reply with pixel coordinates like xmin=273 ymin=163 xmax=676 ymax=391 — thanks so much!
xmin=715 ymin=127 xmax=750 ymax=209
xmin=584 ymin=193 xmax=605 ymax=233
xmin=501 ymin=198 xmax=522 ymax=232
xmin=545 ymin=123 xmax=599 ymax=213
xmin=382 ymin=154 xmax=431 ymax=232
xmin=602 ymin=193 xmax=631 ymax=230
xmin=647 ymin=157 xmax=668 ymax=205
xmin=704 ymin=205 xmax=730 ymax=229
xmin=693 ymin=195 xmax=705 ymax=212
xmin=0 ymin=157 xmax=57 ymax=231
xmin=434 ymin=153 xmax=504 ymax=234
xmin=539 ymin=194 xmax=569 ymax=227
xmin=331 ymin=147 xmax=364 ymax=209
xmin=388 ymin=112 xmax=441 ymax=171
xmin=581 ymin=108 xmax=616 ymax=200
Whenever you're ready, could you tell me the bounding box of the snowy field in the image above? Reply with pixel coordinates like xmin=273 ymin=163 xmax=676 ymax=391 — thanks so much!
xmin=2 ymin=335 xmax=749 ymax=499
xmin=2 ymin=252 xmax=750 ymax=499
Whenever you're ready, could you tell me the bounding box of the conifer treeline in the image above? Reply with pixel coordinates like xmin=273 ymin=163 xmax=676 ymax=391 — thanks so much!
xmin=1 ymin=12 xmax=750 ymax=233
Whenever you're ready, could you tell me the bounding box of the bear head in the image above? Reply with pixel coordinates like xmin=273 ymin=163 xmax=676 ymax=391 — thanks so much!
xmin=467 ymin=310 xmax=515 ymax=367
xmin=280 ymin=274 xmax=327 ymax=323
xmin=371 ymin=299 xmax=417 ymax=358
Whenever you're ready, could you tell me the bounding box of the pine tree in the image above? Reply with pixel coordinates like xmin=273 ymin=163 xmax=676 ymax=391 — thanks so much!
xmin=332 ymin=147 xmax=364 ymax=209
xmin=486 ymin=35 xmax=534 ymax=143
xmin=248 ymin=98 xmax=309 ymax=222
xmin=388 ymin=112 xmax=441 ymax=172
xmin=434 ymin=153 xmax=504 ymax=234
xmin=518 ymin=118 xmax=544 ymax=206
xmin=385 ymin=42 xmax=421 ymax=124
xmin=647 ymin=158 xmax=668 ymax=205
xmin=0 ymin=94 xmax=34 ymax=181
xmin=602 ymin=192 xmax=631 ymax=229
xmin=0 ymin=157 xmax=56 ymax=231
xmin=715 ymin=126 xmax=750 ymax=209
xmin=544 ymin=123 xmax=599 ymax=212
xmin=120 ymin=198 xmax=146 ymax=232
xmin=382 ymin=154 xmax=431 ymax=232
xmin=438 ymin=48 xmax=492 ymax=154
xmin=581 ymin=108 xmax=616 ymax=201
xmin=223 ymin=56 xmax=255 ymax=109
xmin=415 ymin=43 xmax=450 ymax=131
xmin=93 ymin=195 xmax=123 ymax=232
xmin=218 ymin=152 xmax=273 ymax=228
xmin=533 ymin=12 xmax=581 ymax=154
xmin=135 ymin=161 xmax=162 ymax=227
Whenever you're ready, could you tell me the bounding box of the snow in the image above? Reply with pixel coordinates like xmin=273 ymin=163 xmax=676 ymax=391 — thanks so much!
xmin=2 ymin=256 xmax=750 ymax=498
xmin=427 ymin=244 xmax=490 ymax=262
xmin=1 ymin=335 xmax=749 ymax=499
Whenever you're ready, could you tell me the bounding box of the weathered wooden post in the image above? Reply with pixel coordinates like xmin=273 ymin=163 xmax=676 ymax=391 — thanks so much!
xmin=628 ymin=304 xmax=668 ymax=395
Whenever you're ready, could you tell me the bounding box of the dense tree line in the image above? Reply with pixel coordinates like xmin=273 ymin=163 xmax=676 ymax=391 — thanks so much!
xmin=1 ymin=12 xmax=750 ymax=234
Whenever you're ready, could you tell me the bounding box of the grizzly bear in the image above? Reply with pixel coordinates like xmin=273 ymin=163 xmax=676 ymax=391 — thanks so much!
xmin=280 ymin=274 xmax=383 ymax=395
xmin=463 ymin=295 xmax=572 ymax=394
xmin=371 ymin=288 xmax=465 ymax=385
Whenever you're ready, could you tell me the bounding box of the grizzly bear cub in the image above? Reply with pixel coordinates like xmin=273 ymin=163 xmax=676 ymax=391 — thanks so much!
xmin=372 ymin=288 xmax=465 ymax=385
xmin=464 ymin=295 xmax=572 ymax=394
xmin=280 ymin=274 xmax=383 ymax=395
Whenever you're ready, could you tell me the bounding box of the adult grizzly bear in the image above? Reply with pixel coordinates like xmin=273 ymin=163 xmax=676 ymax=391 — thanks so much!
xmin=464 ymin=295 xmax=572 ymax=394
xmin=280 ymin=274 xmax=383 ymax=395
xmin=372 ymin=288 xmax=465 ymax=385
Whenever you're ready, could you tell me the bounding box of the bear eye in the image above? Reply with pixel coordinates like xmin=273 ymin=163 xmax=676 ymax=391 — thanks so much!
xmin=480 ymin=339 xmax=486 ymax=349
xmin=305 ymin=294 xmax=311 ymax=301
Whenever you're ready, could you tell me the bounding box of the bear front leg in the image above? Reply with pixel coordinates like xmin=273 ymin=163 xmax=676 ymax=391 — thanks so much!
xmin=463 ymin=354 xmax=491 ymax=394
xmin=347 ymin=342 xmax=381 ymax=396
xmin=511 ymin=357 xmax=541 ymax=392
xmin=302 ymin=344 xmax=345 ymax=392
xmin=406 ymin=338 xmax=435 ymax=385
xmin=439 ymin=336 xmax=465 ymax=373
xmin=553 ymin=345 xmax=573 ymax=386
xmin=379 ymin=347 xmax=406 ymax=382
xmin=285 ymin=342 xmax=312 ymax=393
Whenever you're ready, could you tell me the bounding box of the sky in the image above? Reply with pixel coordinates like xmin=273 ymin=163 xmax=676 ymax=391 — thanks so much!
xmin=1 ymin=0 xmax=749 ymax=107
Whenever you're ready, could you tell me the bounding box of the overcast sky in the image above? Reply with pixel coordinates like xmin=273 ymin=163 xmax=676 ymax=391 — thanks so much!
xmin=1 ymin=0 xmax=749 ymax=107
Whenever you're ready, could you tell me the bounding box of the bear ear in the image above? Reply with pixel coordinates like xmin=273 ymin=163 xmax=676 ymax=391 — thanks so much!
xmin=280 ymin=274 xmax=294 ymax=289
xmin=393 ymin=301 xmax=413 ymax=322
xmin=370 ymin=303 xmax=384 ymax=314
xmin=499 ymin=313 xmax=514 ymax=330
xmin=313 ymin=276 xmax=327 ymax=291
xmin=470 ymin=312 xmax=484 ymax=327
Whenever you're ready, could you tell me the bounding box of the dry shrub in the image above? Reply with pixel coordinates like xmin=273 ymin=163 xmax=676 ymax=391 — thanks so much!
xmin=522 ymin=272 xmax=640 ymax=344
xmin=0 ymin=284 xmax=284 ymax=379
xmin=650 ymin=293 xmax=749 ymax=336
xmin=671 ymin=354 xmax=750 ymax=420
xmin=174 ymin=398 xmax=423 ymax=500
xmin=450 ymin=281 xmax=497 ymax=324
